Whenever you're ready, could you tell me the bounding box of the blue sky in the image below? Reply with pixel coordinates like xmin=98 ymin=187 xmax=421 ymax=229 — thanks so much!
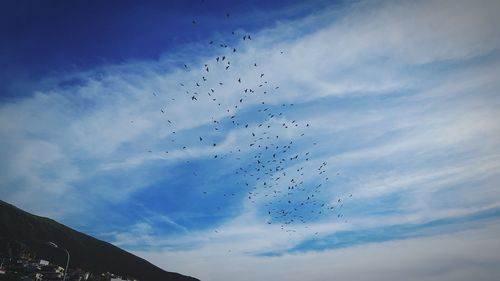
xmin=1 ymin=1 xmax=500 ymax=280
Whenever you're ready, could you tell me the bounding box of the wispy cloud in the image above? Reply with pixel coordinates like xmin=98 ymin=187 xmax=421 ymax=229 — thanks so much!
xmin=1 ymin=0 xmax=500 ymax=280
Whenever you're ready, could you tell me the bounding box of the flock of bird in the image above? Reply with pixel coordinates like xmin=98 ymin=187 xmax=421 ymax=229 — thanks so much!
xmin=139 ymin=11 xmax=351 ymax=235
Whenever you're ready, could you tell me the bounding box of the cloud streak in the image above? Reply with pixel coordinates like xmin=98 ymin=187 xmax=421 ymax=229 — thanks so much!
xmin=1 ymin=0 xmax=500 ymax=280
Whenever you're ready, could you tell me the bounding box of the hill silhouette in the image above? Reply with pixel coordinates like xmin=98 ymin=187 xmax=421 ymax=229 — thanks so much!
xmin=0 ymin=200 xmax=199 ymax=281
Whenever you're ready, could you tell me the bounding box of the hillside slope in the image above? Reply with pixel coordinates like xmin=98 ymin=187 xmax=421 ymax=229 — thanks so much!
xmin=0 ymin=200 xmax=199 ymax=281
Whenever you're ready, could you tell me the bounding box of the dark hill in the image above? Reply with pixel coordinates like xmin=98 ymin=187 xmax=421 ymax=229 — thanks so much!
xmin=0 ymin=200 xmax=199 ymax=281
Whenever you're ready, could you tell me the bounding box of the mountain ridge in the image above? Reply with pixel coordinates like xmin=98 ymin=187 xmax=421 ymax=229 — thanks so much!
xmin=0 ymin=200 xmax=199 ymax=281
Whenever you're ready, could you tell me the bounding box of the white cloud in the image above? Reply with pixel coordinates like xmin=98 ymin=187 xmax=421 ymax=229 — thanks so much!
xmin=136 ymin=221 xmax=500 ymax=281
xmin=1 ymin=0 xmax=500 ymax=279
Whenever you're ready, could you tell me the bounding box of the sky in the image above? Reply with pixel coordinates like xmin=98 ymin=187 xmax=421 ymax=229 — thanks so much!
xmin=1 ymin=0 xmax=500 ymax=280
